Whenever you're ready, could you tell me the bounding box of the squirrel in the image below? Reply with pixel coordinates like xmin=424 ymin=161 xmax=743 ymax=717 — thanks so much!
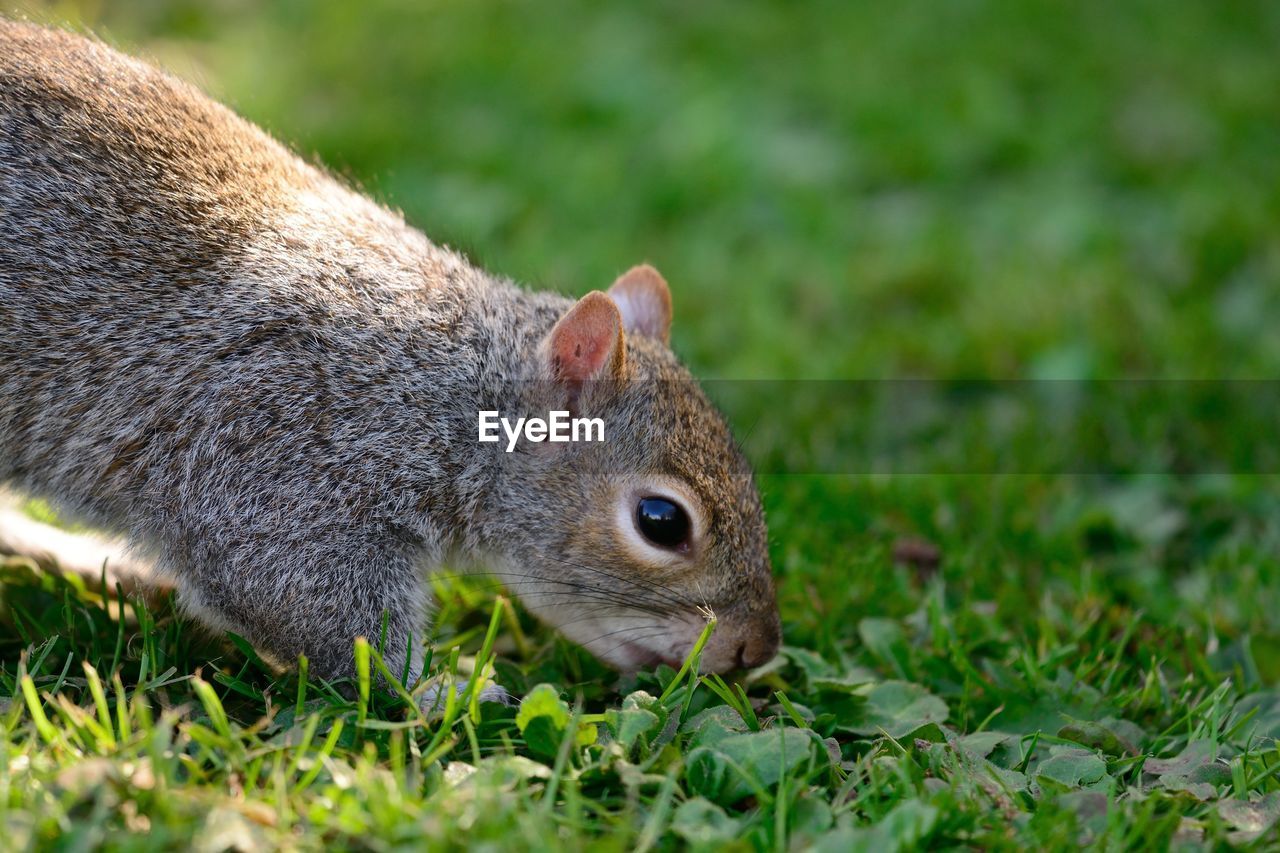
xmin=0 ymin=21 xmax=781 ymax=695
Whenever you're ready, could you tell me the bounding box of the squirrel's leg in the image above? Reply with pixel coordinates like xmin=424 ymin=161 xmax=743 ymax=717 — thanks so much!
xmin=168 ymin=534 xmax=431 ymax=686
xmin=166 ymin=534 xmax=511 ymax=707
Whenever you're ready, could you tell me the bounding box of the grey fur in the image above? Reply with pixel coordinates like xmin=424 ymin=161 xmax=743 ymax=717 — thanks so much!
xmin=0 ymin=21 xmax=779 ymax=684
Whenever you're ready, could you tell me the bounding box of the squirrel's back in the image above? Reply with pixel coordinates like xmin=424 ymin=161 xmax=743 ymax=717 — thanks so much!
xmin=0 ymin=20 xmax=527 ymax=529
xmin=0 ymin=20 xmax=304 ymax=279
xmin=0 ymin=19 xmax=469 ymax=301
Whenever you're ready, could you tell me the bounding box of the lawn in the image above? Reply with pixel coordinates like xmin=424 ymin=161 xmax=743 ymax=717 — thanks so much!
xmin=3 ymin=0 xmax=1280 ymax=849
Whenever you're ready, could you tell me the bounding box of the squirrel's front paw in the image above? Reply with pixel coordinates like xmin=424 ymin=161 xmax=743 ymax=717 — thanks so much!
xmin=417 ymin=681 xmax=515 ymax=714
xmin=470 ymin=682 xmax=515 ymax=706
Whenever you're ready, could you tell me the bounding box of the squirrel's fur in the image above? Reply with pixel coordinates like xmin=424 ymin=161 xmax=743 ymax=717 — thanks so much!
xmin=0 ymin=21 xmax=780 ymax=686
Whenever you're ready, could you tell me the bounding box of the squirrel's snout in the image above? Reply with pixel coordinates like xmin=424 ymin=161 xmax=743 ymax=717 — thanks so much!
xmin=734 ymin=640 xmax=766 ymax=670
xmin=700 ymin=608 xmax=781 ymax=673
xmin=572 ymin=606 xmax=780 ymax=673
xmin=735 ymin=624 xmax=780 ymax=670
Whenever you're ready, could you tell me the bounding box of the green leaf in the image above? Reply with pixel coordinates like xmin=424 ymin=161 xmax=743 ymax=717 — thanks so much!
xmin=622 ymin=690 xmax=668 ymax=731
xmin=1035 ymin=747 xmax=1109 ymax=792
xmin=1159 ymin=775 xmax=1219 ymax=801
xmin=836 ymin=681 xmax=949 ymax=739
xmin=810 ymin=673 xmax=878 ymax=694
xmin=1218 ymin=793 xmax=1280 ymax=844
xmin=926 ymin=737 xmax=1029 ymax=801
xmin=685 ymin=747 xmax=730 ymax=802
xmin=521 ymin=717 xmax=563 ymax=760
xmin=1144 ymin=740 xmax=1228 ymax=800
xmin=903 ymin=722 xmax=948 ymax=746
xmin=1145 ymin=740 xmax=1218 ymax=777
xmin=605 ymin=706 xmax=660 ymax=754
xmin=515 ymin=684 xmax=572 ymax=760
xmin=957 ymin=731 xmax=1017 ymax=758
xmin=812 ymin=800 xmax=939 ymax=852
xmin=1057 ymin=717 xmax=1140 ymax=756
xmin=858 ymin=618 xmax=911 ymax=677
xmin=784 ymin=646 xmax=837 ymax=682
xmin=1055 ymin=791 xmax=1110 ymax=837
xmin=683 ymin=705 xmax=749 ymax=749
xmin=515 ymin=683 xmax=570 ymax=732
xmin=671 ymin=797 xmax=740 ymax=846
xmin=790 ymin=794 xmax=835 ymax=838
xmin=685 ymin=728 xmax=817 ymax=805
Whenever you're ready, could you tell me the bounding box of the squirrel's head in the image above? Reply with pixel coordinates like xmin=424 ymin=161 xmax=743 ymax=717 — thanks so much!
xmin=485 ymin=266 xmax=780 ymax=675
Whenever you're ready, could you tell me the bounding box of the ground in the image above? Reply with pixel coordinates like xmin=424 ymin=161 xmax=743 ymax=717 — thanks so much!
xmin=2 ymin=0 xmax=1279 ymax=849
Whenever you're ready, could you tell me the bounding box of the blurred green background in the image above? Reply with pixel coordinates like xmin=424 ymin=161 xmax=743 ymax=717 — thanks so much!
xmin=11 ymin=0 xmax=1280 ymax=379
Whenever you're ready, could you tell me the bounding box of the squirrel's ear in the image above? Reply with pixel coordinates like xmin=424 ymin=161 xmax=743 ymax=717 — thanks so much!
xmin=545 ymin=290 xmax=627 ymax=384
xmin=608 ymin=264 xmax=672 ymax=343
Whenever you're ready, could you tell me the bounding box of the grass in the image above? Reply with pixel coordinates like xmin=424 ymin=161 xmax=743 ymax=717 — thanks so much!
xmin=3 ymin=0 xmax=1280 ymax=848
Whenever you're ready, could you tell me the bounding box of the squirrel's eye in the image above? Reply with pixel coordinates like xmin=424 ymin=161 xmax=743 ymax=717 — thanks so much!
xmin=635 ymin=497 xmax=690 ymax=550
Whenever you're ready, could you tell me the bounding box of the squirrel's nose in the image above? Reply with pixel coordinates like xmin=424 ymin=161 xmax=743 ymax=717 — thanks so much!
xmin=734 ymin=624 xmax=780 ymax=669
